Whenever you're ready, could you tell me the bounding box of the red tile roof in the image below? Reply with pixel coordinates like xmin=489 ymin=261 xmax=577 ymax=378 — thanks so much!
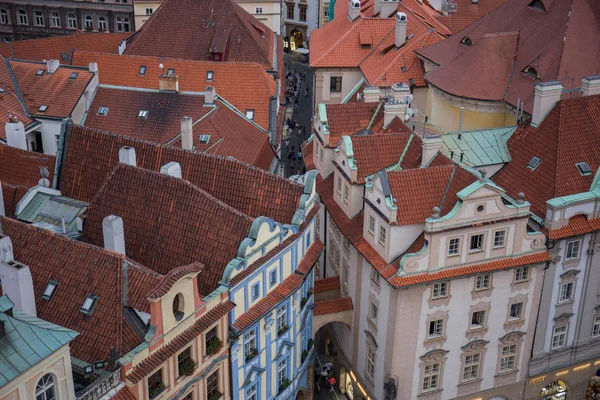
xmin=0 ymin=144 xmax=55 ymax=188
xmin=81 ymin=165 xmax=253 ymax=293
xmin=147 ymin=263 xmax=204 ymax=299
xmin=493 ymin=95 xmax=600 ymax=219
xmin=125 ymin=0 xmax=275 ymax=68
xmin=417 ymin=0 xmax=600 ymax=113
xmin=324 ymin=102 xmax=381 ymax=147
xmin=545 ymin=215 xmax=600 ymax=240
xmin=110 ymin=387 xmax=137 ymax=400
xmin=8 ymin=60 xmax=94 ymax=118
xmin=434 ymin=0 xmax=509 ymax=33
xmin=127 ymin=300 xmax=235 ymax=383
xmin=70 ymin=52 xmax=276 ymax=130
xmin=0 ymin=62 xmax=34 ymax=139
xmin=0 ymin=216 xmax=162 ymax=363
xmin=59 ymin=126 xmax=303 ymax=222
xmin=314 ymin=277 xmax=340 ymax=293
xmin=349 ymin=133 xmax=413 ymax=183
xmin=313 ymin=297 xmax=353 ymax=316
xmin=302 ymin=140 xmax=315 ymax=171
xmin=297 ymin=240 xmax=325 ymax=275
xmin=1 ymin=184 xmax=27 ymax=217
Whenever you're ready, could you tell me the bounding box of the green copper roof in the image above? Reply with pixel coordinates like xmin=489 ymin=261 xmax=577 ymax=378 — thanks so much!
xmin=440 ymin=127 xmax=516 ymax=167
xmin=0 ymin=296 xmax=78 ymax=388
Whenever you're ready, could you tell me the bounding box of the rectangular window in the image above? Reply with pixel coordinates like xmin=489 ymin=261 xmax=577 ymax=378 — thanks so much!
xmin=0 ymin=10 xmax=8 ymax=25
xmin=177 ymin=347 xmax=192 ymax=377
xmin=448 ymin=238 xmax=460 ymax=256
xmin=336 ymin=177 xmax=342 ymax=194
xmin=206 ymin=370 xmax=219 ymax=399
xmin=148 ymin=369 xmax=164 ymax=398
xmin=68 ymin=13 xmax=76 ymax=29
xmin=462 ymin=353 xmax=480 ymax=382
xmin=368 ymin=215 xmax=375 ymax=235
xmin=428 ymin=319 xmax=444 ymax=338
xmin=593 ymin=316 xmax=600 ymax=337
xmin=378 ymin=225 xmax=386 ymax=246
xmin=552 ymin=325 xmax=567 ymax=349
xmin=559 ymin=282 xmax=574 ymax=303
xmin=245 ymin=109 xmax=255 ymax=120
xmin=255 ymin=7 xmax=263 ymax=14
xmin=330 ymin=76 xmax=342 ymax=92
xmin=205 ymin=326 xmax=217 ymax=353
xmin=270 ymin=269 xmax=277 ymax=287
xmin=366 ymin=347 xmax=376 ymax=381
xmin=116 ymin=17 xmax=130 ymax=32
xmin=50 ymin=12 xmax=60 ymax=27
xmin=18 ymin=10 xmax=27 ymax=25
xmin=246 ymin=384 xmax=258 ymax=400
xmin=509 ymin=302 xmax=523 ymax=320
xmin=277 ymin=305 xmax=287 ymax=334
xmin=145 ymin=8 xmax=153 ymax=15
xmin=494 ymin=230 xmax=506 ymax=248
xmin=251 ymin=283 xmax=259 ymax=301
xmin=34 ymin=11 xmax=43 ymax=26
xmin=343 ymin=184 xmax=349 ymax=204
xmin=499 ymin=344 xmax=516 ymax=373
xmin=422 ymin=363 xmax=440 ymax=391
xmin=566 ymin=240 xmax=581 ymax=260
xmin=432 ymin=282 xmax=448 ymax=299
xmin=471 ymin=310 xmax=486 ymax=328
xmin=84 ymin=16 xmax=93 ymax=28
xmin=139 ymin=65 xmax=147 ymax=76
xmin=278 ymin=359 xmax=287 ymax=389
xmin=287 ymin=3 xmax=295 ymax=19
xmin=319 ymin=146 xmax=324 ymax=163
xmin=244 ymin=329 xmax=257 ymax=360
xmin=514 ymin=266 xmax=529 ymax=283
xmin=299 ymin=5 xmax=307 ymax=21
xmin=469 ymin=233 xmax=484 ymax=251
xmin=369 ymin=302 xmax=378 ymax=325
xmin=370 ymin=268 xmax=380 ymax=284
xmin=475 ymin=273 xmax=490 ymax=291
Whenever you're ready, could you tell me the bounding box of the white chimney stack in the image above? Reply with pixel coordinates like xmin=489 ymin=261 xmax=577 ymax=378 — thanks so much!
xmin=384 ymin=83 xmax=411 ymax=127
xmin=581 ymin=75 xmax=600 ymax=97
xmin=363 ymin=86 xmax=381 ymax=103
xmin=46 ymin=59 xmax=60 ymax=74
xmin=204 ymin=86 xmax=216 ymax=106
xmin=348 ymin=0 xmax=361 ymax=21
xmin=531 ymin=81 xmax=562 ymax=127
xmin=381 ymin=0 xmax=399 ymax=19
xmin=102 ymin=215 xmax=126 ymax=255
xmin=421 ymin=135 xmax=443 ymax=167
xmin=181 ymin=116 xmax=193 ymax=150
xmin=118 ymin=146 xmax=137 ymax=166
xmin=5 ymin=119 xmax=26 ymax=150
xmin=88 ymin=62 xmax=99 ymax=73
xmin=0 ymin=235 xmax=37 ymax=317
xmin=395 ymin=12 xmax=407 ymax=48
xmin=160 ymin=161 xmax=182 ymax=178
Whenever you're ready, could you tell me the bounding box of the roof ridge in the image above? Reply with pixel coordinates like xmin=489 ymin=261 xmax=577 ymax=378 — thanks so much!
xmin=438 ymin=164 xmax=458 ymax=211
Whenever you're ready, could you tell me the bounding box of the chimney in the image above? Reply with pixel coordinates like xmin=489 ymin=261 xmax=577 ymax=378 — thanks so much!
xmin=204 ymin=86 xmax=216 ymax=106
xmin=159 ymin=73 xmax=179 ymax=92
xmin=421 ymin=135 xmax=443 ymax=167
xmin=181 ymin=116 xmax=193 ymax=150
xmin=160 ymin=161 xmax=182 ymax=178
xmin=46 ymin=59 xmax=60 ymax=74
xmin=88 ymin=62 xmax=99 ymax=73
xmin=363 ymin=86 xmax=381 ymax=103
xmin=348 ymin=0 xmax=361 ymax=21
xmin=581 ymin=75 xmax=600 ymax=97
xmin=384 ymin=83 xmax=411 ymax=126
xmin=381 ymin=0 xmax=399 ymax=18
xmin=531 ymin=81 xmax=562 ymax=126
xmin=5 ymin=118 xmax=26 ymax=150
xmin=268 ymin=96 xmax=278 ymax=145
xmin=102 ymin=215 xmax=126 ymax=255
xmin=0 ymin=179 xmax=5 ymax=216
xmin=118 ymin=146 xmax=137 ymax=166
xmin=395 ymin=12 xmax=407 ymax=48
xmin=0 ymin=236 xmax=37 ymax=317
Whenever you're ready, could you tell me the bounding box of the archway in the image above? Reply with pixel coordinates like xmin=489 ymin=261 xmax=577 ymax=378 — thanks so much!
xmin=537 ymin=380 xmax=567 ymax=400
xmin=290 ymin=29 xmax=303 ymax=51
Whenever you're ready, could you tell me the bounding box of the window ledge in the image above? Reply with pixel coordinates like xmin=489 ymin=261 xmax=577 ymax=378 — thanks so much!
xmin=457 ymin=378 xmax=483 ymax=387
xmin=417 ymin=388 xmax=443 ymax=397
xmin=494 ymin=369 xmax=518 ymax=378
xmin=556 ymin=300 xmax=574 ymax=306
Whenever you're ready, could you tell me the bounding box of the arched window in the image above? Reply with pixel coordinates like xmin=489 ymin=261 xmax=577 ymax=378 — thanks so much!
xmin=84 ymin=16 xmax=93 ymax=28
xmin=36 ymin=374 xmax=56 ymax=400
xmin=528 ymin=0 xmax=546 ymax=12
xmin=460 ymin=37 xmax=472 ymax=46
xmin=172 ymin=293 xmax=184 ymax=321
xmin=98 ymin=16 xmax=106 ymax=31
xmin=523 ymin=66 xmax=539 ymax=80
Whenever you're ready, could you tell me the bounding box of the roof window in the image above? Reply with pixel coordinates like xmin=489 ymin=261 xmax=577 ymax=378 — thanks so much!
xmin=36 ymin=69 xmax=45 ymax=76
xmin=523 ymin=66 xmax=539 ymax=80
xmin=460 ymin=37 xmax=473 ymax=46
xmin=139 ymin=65 xmax=146 ymax=76
xmin=38 ymin=105 xmax=48 ymax=112
xmin=527 ymin=156 xmax=541 ymax=170
xmin=69 ymin=72 xmax=78 ymax=79
xmin=206 ymin=71 xmax=214 ymax=81
xmin=138 ymin=110 xmax=149 ymax=119
xmin=97 ymin=106 xmax=109 ymax=116
xmin=199 ymin=134 xmax=210 ymax=144
xmin=245 ymin=109 xmax=255 ymax=120
xmin=528 ymin=0 xmax=546 ymax=11
xmin=0 ymin=88 xmax=5 ymax=94
xmin=61 ymin=53 xmax=69 ymax=61
xmin=80 ymin=294 xmax=98 ymax=315
xmin=576 ymin=162 xmax=592 ymax=176
xmin=41 ymin=279 xmax=58 ymax=300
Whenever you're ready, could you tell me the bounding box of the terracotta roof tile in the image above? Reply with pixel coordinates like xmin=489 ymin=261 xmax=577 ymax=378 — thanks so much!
xmin=297 ymin=239 xmax=324 ymax=275
xmin=434 ymin=0 xmax=509 ymax=33
xmin=111 ymin=387 xmax=137 ymax=400
xmin=302 ymin=140 xmax=315 ymax=171
xmin=350 ymin=133 xmax=412 ymax=183
xmin=147 ymin=263 xmax=204 ymax=299
xmin=0 ymin=61 xmax=34 ymax=139
xmin=125 ymin=0 xmax=275 ymax=68
xmin=0 ymin=144 xmax=55 ymax=188
xmin=546 ymin=215 xmax=600 ymax=240
xmin=70 ymin=52 xmax=276 ymax=130
xmin=313 ymin=297 xmax=353 ymax=316
xmin=60 ymin=126 xmax=303 ymax=222
xmin=324 ymin=102 xmax=382 ymax=146
xmin=1 ymin=184 xmax=28 ymax=218
xmin=314 ymin=277 xmax=340 ymax=293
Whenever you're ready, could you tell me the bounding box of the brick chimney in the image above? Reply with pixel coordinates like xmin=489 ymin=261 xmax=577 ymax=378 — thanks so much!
xmin=348 ymin=0 xmax=361 ymax=21
xmin=119 ymin=146 xmax=137 ymax=166
xmin=5 ymin=118 xmax=26 ymax=150
xmin=531 ymin=81 xmax=562 ymax=127
xmin=160 ymin=161 xmax=182 ymax=178
xmin=0 ymin=235 xmax=37 ymax=317
xmin=363 ymin=86 xmax=381 ymax=103
xmin=395 ymin=12 xmax=407 ymax=47
xmin=205 ymin=86 xmax=216 ymax=106
xmin=181 ymin=116 xmax=193 ymax=150
xmin=581 ymin=75 xmax=600 ymax=97
xmin=46 ymin=59 xmax=60 ymax=74
xmin=102 ymin=215 xmax=126 ymax=255
xmin=159 ymin=73 xmax=179 ymax=92
xmin=421 ymin=135 xmax=443 ymax=167
xmin=381 ymin=0 xmax=399 ymax=18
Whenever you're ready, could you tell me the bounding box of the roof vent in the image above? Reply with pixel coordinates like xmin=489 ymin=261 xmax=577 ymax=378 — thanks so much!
xmin=576 ymin=162 xmax=592 ymax=176
xmin=460 ymin=37 xmax=472 ymax=46
xmin=527 ymin=156 xmax=541 ymax=170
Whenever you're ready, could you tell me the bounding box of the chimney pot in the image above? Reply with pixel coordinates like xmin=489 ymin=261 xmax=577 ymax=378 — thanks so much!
xmin=204 ymin=86 xmax=216 ymax=106
xmin=581 ymin=75 xmax=600 ymax=97
xmin=421 ymin=135 xmax=443 ymax=167
xmin=531 ymin=81 xmax=562 ymax=126
xmin=46 ymin=59 xmax=60 ymax=74
xmin=89 ymin=62 xmax=99 ymax=73
xmin=118 ymin=146 xmax=137 ymax=166
xmin=383 ymin=83 xmax=411 ymax=127
xmin=102 ymin=215 xmax=126 ymax=255
xmin=181 ymin=117 xmax=193 ymax=150
xmin=348 ymin=0 xmax=361 ymax=21
xmin=159 ymin=73 xmax=179 ymax=92
xmin=160 ymin=161 xmax=182 ymax=178
xmin=363 ymin=86 xmax=381 ymax=103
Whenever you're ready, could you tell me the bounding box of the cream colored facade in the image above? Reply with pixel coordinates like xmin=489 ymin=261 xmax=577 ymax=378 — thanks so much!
xmin=235 ymin=0 xmax=282 ymax=34
xmin=133 ymin=0 xmax=161 ymax=29
xmin=2 ymin=344 xmax=75 ymax=400
xmin=313 ymin=67 xmax=364 ymax=108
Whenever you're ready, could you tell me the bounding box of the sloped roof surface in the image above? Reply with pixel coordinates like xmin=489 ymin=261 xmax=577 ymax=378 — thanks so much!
xmin=125 ymin=0 xmax=275 ymax=67
xmin=0 ymin=144 xmax=55 ymax=188
xmin=435 ymin=0 xmax=509 ymax=33
xmin=0 ymin=61 xmax=34 ymax=139
xmin=60 ymin=126 xmax=303 ymax=222
xmin=440 ymin=126 xmax=515 ymax=167
xmin=349 ymin=133 xmax=412 ymax=183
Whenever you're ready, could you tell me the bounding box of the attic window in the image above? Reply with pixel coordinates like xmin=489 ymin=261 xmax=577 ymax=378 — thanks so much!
xmin=61 ymin=53 xmax=69 ymax=61
xmin=527 ymin=156 xmax=541 ymax=170
xmin=199 ymin=134 xmax=210 ymax=144
xmin=139 ymin=65 xmax=146 ymax=76
xmin=0 ymin=88 xmax=5 ymax=93
xmin=167 ymin=68 xmax=175 ymax=76
xmin=69 ymin=72 xmax=78 ymax=79
xmin=80 ymin=294 xmax=98 ymax=315
xmin=36 ymin=69 xmax=45 ymax=76
xmin=528 ymin=0 xmax=546 ymax=11
xmin=41 ymin=279 xmax=58 ymax=300
xmin=460 ymin=37 xmax=473 ymax=46
xmin=206 ymin=71 xmax=214 ymax=81
xmin=38 ymin=105 xmax=48 ymax=112
xmin=97 ymin=107 xmax=109 ymax=116
xmin=245 ymin=109 xmax=255 ymax=120
xmin=523 ymin=66 xmax=539 ymax=80
xmin=138 ymin=110 xmax=149 ymax=119
xmin=576 ymin=162 xmax=592 ymax=176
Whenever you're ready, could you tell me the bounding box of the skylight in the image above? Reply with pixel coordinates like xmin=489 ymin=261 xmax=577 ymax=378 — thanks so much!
xmin=245 ymin=109 xmax=255 ymax=120
xmin=527 ymin=156 xmax=541 ymax=170
xmin=38 ymin=105 xmax=48 ymax=112
xmin=139 ymin=65 xmax=146 ymax=76
xmin=80 ymin=294 xmax=98 ymax=315
xmin=138 ymin=110 xmax=149 ymax=119
xmin=36 ymin=69 xmax=45 ymax=76
xmin=206 ymin=71 xmax=214 ymax=81
xmin=199 ymin=134 xmax=210 ymax=144
xmin=97 ymin=107 xmax=109 ymax=116
xmin=41 ymin=279 xmax=58 ymax=300
xmin=69 ymin=72 xmax=78 ymax=80
xmin=576 ymin=162 xmax=592 ymax=176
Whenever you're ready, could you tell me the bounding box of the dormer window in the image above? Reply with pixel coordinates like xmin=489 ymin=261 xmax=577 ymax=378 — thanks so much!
xmin=80 ymin=294 xmax=98 ymax=315
xmin=199 ymin=134 xmax=210 ymax=144
xmin=139 ymin=65 xmax=146 ymax=76
xmin=138 ymin=110 xmax=149 ymax=119
xmin=576 ymin=162 xmax=592 ymax=176
xmin=528 ymin=0 xmax=546 ymax=11
xmin=523 ymin=66 xmax=539 ymax=80
xmin=38 ymin=105 xmax=48 ymax=112
xmin=36 ymin=69 xmax=45 ymax=76
xmin=527 ymin=156 xmax=541 ymax=170
xmin=206 ymin=71 xmax=214 ymax=81
xmin=69 ymin=72 xmax=78 ymax=79
xmin=245 ymin=109 xmax=255 ymax=120
xmin=460 ymin=37 xmax=472 ymax=46
xmin=42 ymin=279 xmax=58 ymax=300
xmin=97 ymin=106 xmax=109 ymax=116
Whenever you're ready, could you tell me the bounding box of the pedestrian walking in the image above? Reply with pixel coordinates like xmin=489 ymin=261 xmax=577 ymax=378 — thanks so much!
xmin=329 ymin=376 xmax=336 ymax=392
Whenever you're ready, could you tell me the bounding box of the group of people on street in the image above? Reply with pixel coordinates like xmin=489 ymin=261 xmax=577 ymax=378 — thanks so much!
xmin=315 ymin=361 xmax=337 ymax=393
xmin=284 ymin=69 xmax=309 ymax=110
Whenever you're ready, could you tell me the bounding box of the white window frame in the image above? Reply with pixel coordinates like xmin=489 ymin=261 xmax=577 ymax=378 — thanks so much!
xmin=34 ymin=10 xmax=44 ymax=26
xmin=493 ymin=230 xmax=506 ymax=248
xmin=98 ymin=16 xmax=107 ymax=31
xmin=244 ymin=329 xmax=257 ymax=360
xmin=255 ymin=6 xmax=263 ymax=14
xmin=366 ymin=347 xmax=376 ymax=382
xmin=551 ymin=325 xmax=567 ymax=349
xmin=422 ymin=362 xmax=440 ymax=392
xmin=145 ymin=7 xmax=153 ymax=15
xmin=432 ymin=282 xmax=448 ymax=299
xmin=368 ymin=215 xmax=375 ymax=235
xmin=342 ymin=183 xmax=349 ymax=204
xmin=0 ymin=10 xmax=8 ymax=25
xmin=469 ymin=233 xmax=484 ymax=252
xmin=68 ymin=13 xmax=76 ymax=29
xmin=369 ymin=302 xmax=378 ymax=325
xmin=277 ymin=358 xmax=287 ymax=386
xmin=499 ymin=344 xmax=517 ymax=373
xmin=246 ymin=383 xmax=257 ymax=400
xmin=50 ymin=12 xmax=60 ymax=27
xmin=36 ymin=373 xmax=56 ymax=400
xmin=514 ymin=266 xmax=529 ymax=283
xmin=18 ymin=10 xmax=27 ymax=25
xmin=509 ymin=302 xmax=523 ymax=320
xmin=470 ymin=310 xmax=486 ymax=329
xmin=428 ymin=319 xmax=444 ymax=338
xmin=336 ymin=176 xmax=342 ymax=194
xmin=276 ymin=305 xmax=287 ymax=333
xmin=378 ymin=225 xmax=386 ymax=246
xmin=370 ymin=268 xmax=380 ymax=285
xmin=448 ymin=237 xmax=460 ymax=256
xmin=558 ymin=282 xmax=574 ymax=303
xmin=462 ymin=352 xmax=481 ymax=382
xmin=593 ymin=316 xmax=600 ymax=338
xmin=565 ymin=239 xmax=581 ymax=261
xmin=475 ymin=273 xmax=490 ymax=291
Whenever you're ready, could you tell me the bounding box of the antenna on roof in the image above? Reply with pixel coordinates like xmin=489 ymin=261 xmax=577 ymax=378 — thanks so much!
xmin=159 ymin=63 xmax=164 ymax=74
